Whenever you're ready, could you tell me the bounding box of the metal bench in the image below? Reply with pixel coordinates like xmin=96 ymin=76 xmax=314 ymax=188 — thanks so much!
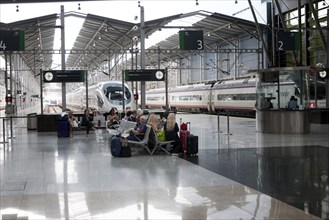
xmin=149 ymin=128 xmax=174 ymax=155
xmin=126 ymin=125 xmax=152 ymax=155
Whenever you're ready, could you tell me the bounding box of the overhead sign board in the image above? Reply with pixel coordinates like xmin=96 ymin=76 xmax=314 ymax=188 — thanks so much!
xmin=43 ymin=70 xmax=86 ymax=83
xmin=260 ymin=71 xmax=279 ymax=82
xmin=124 ymin=69 xmax=166 ymax=81
xmin=179 ymin=30 xmax=204 ymax=50
xmin=277 ymin=32 xmax=301 ymax=51
xmin=0 ymin=30 xmax=25 ymax=51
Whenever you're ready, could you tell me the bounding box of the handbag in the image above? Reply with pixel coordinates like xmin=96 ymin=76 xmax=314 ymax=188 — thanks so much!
xmin=157 ymin=130 xmax=166 ymax=142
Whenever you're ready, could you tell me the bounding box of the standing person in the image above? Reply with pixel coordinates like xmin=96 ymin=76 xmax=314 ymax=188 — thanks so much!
xmin=287 ymin=96 xmax=299 ymax=110
xmin=81 ymin=108 xmax=94 ymax=136
xmin=68 ymin=111 xmax=76 ymax=138
xmin=164 ymin=113 xmax=181 ymax=154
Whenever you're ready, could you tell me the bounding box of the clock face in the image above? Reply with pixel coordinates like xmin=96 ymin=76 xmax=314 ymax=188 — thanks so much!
xmin=155 ymin=70 xmax=164 ymax=80
xmin=319 ymin=71 xmax=327 ymax=78
xmin=44 ymin=72 xmax=53 ymax=81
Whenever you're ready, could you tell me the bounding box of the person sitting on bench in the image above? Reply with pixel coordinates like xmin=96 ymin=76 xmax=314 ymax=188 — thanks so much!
xmin=126 ymin=115 xmax=148 ymax=141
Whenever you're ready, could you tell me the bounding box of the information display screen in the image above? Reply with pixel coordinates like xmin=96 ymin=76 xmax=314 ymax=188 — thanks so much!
xmin=43 ymin=70 xmax=86 ymax=83
xmin=124 ymin=69 xmax=166 ymax=81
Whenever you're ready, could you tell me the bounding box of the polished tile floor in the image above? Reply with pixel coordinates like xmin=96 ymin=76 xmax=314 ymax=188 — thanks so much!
xmin=0 ymin=113 xmax=328 ymax=219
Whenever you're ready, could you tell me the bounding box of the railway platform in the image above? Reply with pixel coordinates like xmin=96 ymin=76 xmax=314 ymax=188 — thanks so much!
xmin=0 ymin=113 xmax=328 ymax=219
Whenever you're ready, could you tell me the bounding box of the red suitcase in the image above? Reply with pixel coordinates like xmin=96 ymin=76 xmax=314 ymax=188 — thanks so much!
xmin=180 ymin=122 xmax=190 ymax=152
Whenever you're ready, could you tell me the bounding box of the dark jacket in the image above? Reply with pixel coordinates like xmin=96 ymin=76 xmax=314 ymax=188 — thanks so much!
xmin=164 ymin=122 xmax=179 ymax=141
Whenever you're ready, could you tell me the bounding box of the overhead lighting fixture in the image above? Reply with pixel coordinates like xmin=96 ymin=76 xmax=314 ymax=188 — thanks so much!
xmin=323 ymin=0 xmax=326 ymax=6
xmin=98 ymin=35 xmax=101 ymax=40
xmin=196 ymin=0 xmax=199 ymax=6
xmin=78 ymin=3 xmax=81 ymax=10
xmin=138 ymin=1 xmax=140 ymax=7
xmin=16 ymin=5 xmax=19 ymax=12
xmin=235 ymin=0 xmax=238 ymax=4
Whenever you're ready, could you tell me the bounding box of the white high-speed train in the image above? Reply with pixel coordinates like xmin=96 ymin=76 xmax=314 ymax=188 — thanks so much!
xmin=67 ymin=81 xmax=135 ymax=112
xmin=143 ymin=75 xmax=326 ymax=117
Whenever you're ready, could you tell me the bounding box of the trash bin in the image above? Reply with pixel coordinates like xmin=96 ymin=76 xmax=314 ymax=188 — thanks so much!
xmin=27 ymin=113 xmax=38 ymax=130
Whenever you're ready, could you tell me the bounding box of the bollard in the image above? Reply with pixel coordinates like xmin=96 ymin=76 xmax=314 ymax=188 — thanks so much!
xmin=9 ymin=116 xmax=14 ymax=139
xmin=225 ymin=110 xmax=232 ymax=135
xmin=1 ymin=118 xmax=8 ymax=144
xmin=217 ymin=111 xmax=222 ymax=133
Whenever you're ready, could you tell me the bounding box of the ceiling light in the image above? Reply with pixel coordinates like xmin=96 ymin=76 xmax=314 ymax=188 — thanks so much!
xmin=235 ymin=0 xmax=238 ymax=4
xmin=78 ymin=3 xmax=81 ymax=10
xmin=196 ymin=0 xmax=199 ymax=6
xmin=16 ymin=5 xmax=19 ymax=12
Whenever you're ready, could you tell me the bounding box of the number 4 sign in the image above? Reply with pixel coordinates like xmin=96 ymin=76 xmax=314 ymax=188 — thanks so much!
xmin=0 ymin=30 xmax=25 ymax=51
xmin=0 ymin=40 xmax=7 ymax=50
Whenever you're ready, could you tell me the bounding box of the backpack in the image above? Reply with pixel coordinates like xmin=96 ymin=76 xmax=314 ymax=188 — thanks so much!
xmin=180 ymin=122 xmax=187 ymax=131
xmin=110 ymin=137 xmax=122 ymax=157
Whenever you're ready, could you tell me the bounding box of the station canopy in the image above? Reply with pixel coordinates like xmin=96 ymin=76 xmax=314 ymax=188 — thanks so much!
xmin=0 ymin=10 xmax=265 ymax=74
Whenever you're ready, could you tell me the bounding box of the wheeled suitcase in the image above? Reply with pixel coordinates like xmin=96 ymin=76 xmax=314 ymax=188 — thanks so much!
xmin=57 ymin=120 xmax=69 ymax=138
xmin=185 ymin=122 xmax=198 ymax=156
xmin=186 ymin=135 xmax=198 ymax=156
xmin=110 ymin=137 xmax=122 ymax=157
xmin=180 ymin=130 xmax=190 ymax=152
xmin=120 ymin=146 xmax=131 ymax=157
xmin=180 ymin=122 xmax=190 ymax=152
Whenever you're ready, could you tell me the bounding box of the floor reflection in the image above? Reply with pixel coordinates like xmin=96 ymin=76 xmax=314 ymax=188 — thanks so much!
xmin=184 ymin=146 xmax=329 ymax=220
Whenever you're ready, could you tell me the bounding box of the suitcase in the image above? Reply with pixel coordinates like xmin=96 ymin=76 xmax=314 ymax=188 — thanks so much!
xmin=184 ymin=122 xmax=198 ymax=156
xmin=110 ymin=137 xmax=122 ymax=157
xmin=57 ymin=120 xmax=69 ymax=138
xmin=180 ymin=122 xmax=191 ymax=152
xmin=180 ymin=130 xmax=190 ymax=152
xmin=186 ymin=135 xmax=198 ymax=156
xmin=120 ymin=146 xmax=131 ymax=157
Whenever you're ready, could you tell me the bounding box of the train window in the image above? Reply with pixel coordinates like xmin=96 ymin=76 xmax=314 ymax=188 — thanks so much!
xmin=110 ymin=92 xmax=124 ymax=100
xmin=217 ymin=93 xmax=256 ymax=101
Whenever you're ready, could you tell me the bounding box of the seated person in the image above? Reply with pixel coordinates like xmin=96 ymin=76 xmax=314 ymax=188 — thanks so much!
xmin=81 ymin=108 xmax=95 ymax=135
xmin=263 ymin=98 xmax=273 ymax=109
xmin=287 ymin=96 xmax=299 ymax=110
xmin=126 ymin=115 xmax=148 ymax=141
xmin=68 ymin=111 xmax=76 ymax=138
xmin=107 ymin=108 xmax=120 ymax=129
xmin=147 ymin=114 xmax=161 ymax=134
xmin=164 ymin=113 xmax=181 ymax=153
xmin=127 ymin=110 xmax=137 ymax=122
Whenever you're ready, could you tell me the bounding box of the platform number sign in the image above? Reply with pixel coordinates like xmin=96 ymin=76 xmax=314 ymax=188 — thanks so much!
xmin=0 ymin=30 xmax=25 ymax=51
xmin=277 ymin=32 xmax=301 ymax=51
xmin=179 ymin=30 xmax=204 ymax=50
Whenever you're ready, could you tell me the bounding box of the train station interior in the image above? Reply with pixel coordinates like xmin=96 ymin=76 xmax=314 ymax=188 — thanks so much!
xmin=1 ymin=0 xmax=329 ymax=219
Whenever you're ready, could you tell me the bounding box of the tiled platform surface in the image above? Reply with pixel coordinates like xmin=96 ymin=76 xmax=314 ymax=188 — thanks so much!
xmin=0 ymin=113 xmax=328 ymax=219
